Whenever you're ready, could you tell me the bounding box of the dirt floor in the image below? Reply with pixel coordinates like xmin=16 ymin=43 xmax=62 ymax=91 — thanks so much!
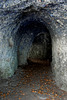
xmin=0 ymin=60 xmax=67 ymax=100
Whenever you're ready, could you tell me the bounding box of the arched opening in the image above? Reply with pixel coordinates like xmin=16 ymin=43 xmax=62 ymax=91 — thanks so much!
xmin=17 ymin=20 xmax=52 ymax=66
xmin=15 ymin=20 xmax=57 ymax=99
xmin=8 ymin=19 xmax=67 ymax=99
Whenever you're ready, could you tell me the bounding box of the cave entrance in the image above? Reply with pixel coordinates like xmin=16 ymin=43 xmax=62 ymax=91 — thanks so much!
xmin=18 ymin=21 xmax=52 ymax=67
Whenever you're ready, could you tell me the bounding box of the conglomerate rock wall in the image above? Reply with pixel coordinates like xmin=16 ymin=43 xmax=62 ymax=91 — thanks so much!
xmin=0 ymin=0 xmax=67 ymax=91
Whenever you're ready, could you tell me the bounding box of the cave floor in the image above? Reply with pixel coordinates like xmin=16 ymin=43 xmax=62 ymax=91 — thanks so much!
xmin=0 ymin=60 xmax=67 ymax=100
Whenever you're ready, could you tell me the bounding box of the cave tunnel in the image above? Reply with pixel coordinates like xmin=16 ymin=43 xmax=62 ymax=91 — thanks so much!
xmin=17 ymin=21 xmax=52 ymax=66
xmin=1 ymin=19 xmax=67 ymax=99
xmin=0 ymin=2 xmax=67 ymax=99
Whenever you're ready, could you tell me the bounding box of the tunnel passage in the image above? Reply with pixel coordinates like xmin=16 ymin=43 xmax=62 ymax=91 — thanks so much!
xmin=0 ymin=2 xmax=67 ymax=92
xmin=28 ymin=31 xmax=52 ymax=61
xmin=17 ymin=21 xmax=52 ymax=66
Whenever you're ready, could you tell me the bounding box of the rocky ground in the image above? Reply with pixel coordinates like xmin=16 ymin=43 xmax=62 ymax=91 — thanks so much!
xmin=0 ymin=60 xmax=67 ymax=100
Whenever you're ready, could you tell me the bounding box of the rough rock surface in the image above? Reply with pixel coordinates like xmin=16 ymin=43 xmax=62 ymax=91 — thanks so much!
xmin=0 ymin=0 xmax=67 ymax=92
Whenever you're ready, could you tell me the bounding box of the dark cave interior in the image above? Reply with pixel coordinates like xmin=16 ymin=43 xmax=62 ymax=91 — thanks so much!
xmin=17 ymin=21 xmax=52 ymax=66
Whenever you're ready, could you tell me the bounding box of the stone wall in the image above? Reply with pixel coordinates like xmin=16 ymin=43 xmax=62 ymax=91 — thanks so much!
xmin=52 ymin=34 xmax=67 ymax=91
xmin=0 ymin=0 xmax=65 ymax=9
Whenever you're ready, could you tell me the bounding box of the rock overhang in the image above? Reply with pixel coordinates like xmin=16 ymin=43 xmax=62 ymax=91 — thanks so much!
xmin=0 ymin=0 xmax=67 ymax=36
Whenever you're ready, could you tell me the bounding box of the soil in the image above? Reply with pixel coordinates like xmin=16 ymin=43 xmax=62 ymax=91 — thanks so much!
xmin=0 ymin=59 xmax=67 ymax=100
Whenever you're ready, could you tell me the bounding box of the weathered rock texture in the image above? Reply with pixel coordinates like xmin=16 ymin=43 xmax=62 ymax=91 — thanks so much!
xmin=0 ymin=0 xmax=67 ymax=91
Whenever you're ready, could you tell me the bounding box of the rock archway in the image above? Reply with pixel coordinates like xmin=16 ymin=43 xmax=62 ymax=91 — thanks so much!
xmin=0 ymin=1 xmax=67 ymax=92
xmin=18 ymin=21 xmax=52 ymax=65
